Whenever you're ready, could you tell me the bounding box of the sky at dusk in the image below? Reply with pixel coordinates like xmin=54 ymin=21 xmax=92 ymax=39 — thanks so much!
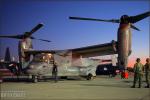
xmin=0 ymin=0 xmax=149 ymax=67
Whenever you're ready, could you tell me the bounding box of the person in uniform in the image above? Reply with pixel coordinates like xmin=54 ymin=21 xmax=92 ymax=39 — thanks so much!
xmin=52 ymin=62 xmax=58 ymax=82
xmin=144 ymin=58 xmax=150 ymax=88
xmin=131 ymin=58 xmax=143 ymax=88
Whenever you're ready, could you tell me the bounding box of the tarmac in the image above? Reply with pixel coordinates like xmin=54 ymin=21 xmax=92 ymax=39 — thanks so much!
xmin=0 ymin=75 xmax=150 ymax=100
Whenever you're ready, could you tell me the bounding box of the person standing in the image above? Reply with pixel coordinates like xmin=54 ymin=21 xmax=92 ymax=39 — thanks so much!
xmin=144 ymin=58 xmax=150 ymax=88
xmin=52 ymin=62 xmax=58 ymax=82
xmin=131 ymin=58 xmax=143 ymax=88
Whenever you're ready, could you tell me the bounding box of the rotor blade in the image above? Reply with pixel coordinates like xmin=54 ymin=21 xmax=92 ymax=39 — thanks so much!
xmin=36 ymin=39 xmax=51 ymax=42
xmin=69 ymin=16 xmax=120 ymax=23
xmin=129 ymin=11 xmax=150 ymax=23
xmin=31 ymin=37 xmax=51 ymax=42
xmin=131 ymin=24 xmax=140 ymax=31
xmin=0 ymin=35 xmax=23 ymax=39
xmin=25 ymin=23 xmax=44 ymax=37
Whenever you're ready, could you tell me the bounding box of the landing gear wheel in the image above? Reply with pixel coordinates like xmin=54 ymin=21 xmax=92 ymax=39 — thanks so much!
xmin=86 ymin=73 xmax=93 ymax=80
xmin=32 ymin=75 xmax=38 ymax=83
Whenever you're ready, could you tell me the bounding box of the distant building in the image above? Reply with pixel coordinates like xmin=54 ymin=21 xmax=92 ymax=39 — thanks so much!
xmin=4 ymin=47 xmax=11 ymax=62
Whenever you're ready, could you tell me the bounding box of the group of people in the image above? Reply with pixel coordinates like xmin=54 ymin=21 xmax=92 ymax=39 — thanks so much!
xmin=132 ymin=58 xmax=150 ymax=88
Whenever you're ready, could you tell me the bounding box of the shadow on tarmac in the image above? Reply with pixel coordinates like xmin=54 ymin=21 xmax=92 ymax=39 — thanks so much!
xmin=122 ymin=80 xmax=133 ymax=83
xmin=80 ymin=83 xmax=130 ymax=88
xmin=2 ymin=77 xmax=86 ymax=83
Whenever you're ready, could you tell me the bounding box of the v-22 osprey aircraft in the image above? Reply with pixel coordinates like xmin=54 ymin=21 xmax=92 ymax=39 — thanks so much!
xmin=0 ymin=11 xmax=149 ymax=82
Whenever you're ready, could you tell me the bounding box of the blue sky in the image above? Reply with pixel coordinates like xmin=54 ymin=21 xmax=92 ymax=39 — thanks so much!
xmin=0 ymin=0 xmax=149 ymax=64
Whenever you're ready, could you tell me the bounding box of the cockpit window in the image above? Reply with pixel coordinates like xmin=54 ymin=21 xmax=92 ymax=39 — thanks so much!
xmin=33 ymin=53 xmax=53 ymax=63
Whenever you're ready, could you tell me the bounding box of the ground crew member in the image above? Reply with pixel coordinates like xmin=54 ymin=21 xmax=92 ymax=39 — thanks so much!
xmin=52 ymin=62 xmax=58 ymax=82
xmin=131 ymin=58 xmax=143 ymax=88
xmin=144 ymin=58 xmax=150 ymax=88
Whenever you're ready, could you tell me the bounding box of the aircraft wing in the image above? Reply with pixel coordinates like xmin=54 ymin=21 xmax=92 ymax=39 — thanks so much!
xmin=24 ymin=49 xmax=71 ymax=57
xmin=24 ymin=50 xmax=57 ymax=55
xmin=23 ymin=40 xmax=117 ymax=57
xmin=71 ymin=40 xmax=117 ymax=58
